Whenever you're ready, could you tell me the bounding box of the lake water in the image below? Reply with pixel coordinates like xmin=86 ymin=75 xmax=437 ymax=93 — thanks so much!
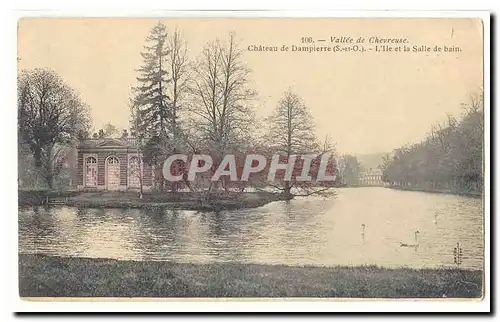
xmin=18 ymin=187 xmax=484 ymax=270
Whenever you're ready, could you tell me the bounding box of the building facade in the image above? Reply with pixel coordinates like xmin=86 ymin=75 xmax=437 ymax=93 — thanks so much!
xmin=359 ymin=168 xmax=386 ymax=186
xmin=77 ymin=138 xmax=153 ymax=191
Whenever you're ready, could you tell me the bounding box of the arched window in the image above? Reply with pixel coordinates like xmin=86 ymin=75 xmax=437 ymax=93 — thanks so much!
xmin=85 ymin=156 xmax=97 ymax=187
xmin=86 ymin=156 xmax=97 ymax=164
xmin=129 ymin=156 xmax=139 ymax=167
xmin=106 ymin=156 xmax=120 ymax=190
xmin=107 ymin=156 xmax=119 ymax=164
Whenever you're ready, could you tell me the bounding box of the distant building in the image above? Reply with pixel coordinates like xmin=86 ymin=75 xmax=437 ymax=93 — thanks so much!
xmin=359 ymin=168 xmax=386 ymax=186
xmin=77 ymin=138 xmax=153 ymax=191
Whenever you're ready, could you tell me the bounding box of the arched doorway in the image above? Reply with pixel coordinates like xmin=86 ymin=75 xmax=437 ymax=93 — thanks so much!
xmin=106 ymin=156 xmax=120 ymax=190
xmin=85 ymin=156 xmax=97 ymax=187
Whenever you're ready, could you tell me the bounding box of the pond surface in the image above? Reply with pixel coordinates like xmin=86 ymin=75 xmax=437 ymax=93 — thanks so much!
xmin=19 ymin=187 xmax=484 ymax=269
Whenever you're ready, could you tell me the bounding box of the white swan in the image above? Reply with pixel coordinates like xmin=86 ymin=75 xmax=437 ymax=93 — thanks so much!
xmin=400 ymin=230 xmax=420 ymax=247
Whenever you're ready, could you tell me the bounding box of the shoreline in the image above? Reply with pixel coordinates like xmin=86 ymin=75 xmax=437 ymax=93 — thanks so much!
xmin=19 ymin=254 xmax=483 ymax=298
xmin=18 ymin=189 xmax=289 ymax=211
xmin=383 ymin=186 xmax=482 ymax=198
xmin=18 ymin=186 xmax=482 ymax=210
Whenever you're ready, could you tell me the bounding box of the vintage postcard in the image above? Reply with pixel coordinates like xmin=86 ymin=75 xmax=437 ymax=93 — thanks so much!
xmin=17 ymin=14 xmax=487 ymax=306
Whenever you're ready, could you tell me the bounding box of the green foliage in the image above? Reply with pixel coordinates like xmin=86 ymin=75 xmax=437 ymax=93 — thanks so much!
xmin=18 ymin=144 xmax=78 ymax=190
xmin=382 ymin=94 xmax=484 ymax=192
xmin=338 ymin=154 xmax=362 ymax=186
xmin=131 ymin=22 xmax=172 ymax=141
xmin=18 ymin=68 xmax=91 ymax=188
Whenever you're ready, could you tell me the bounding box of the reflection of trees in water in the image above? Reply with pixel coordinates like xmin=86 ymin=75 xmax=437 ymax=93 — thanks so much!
xmin=19 ymin=206 xmax=85 ymax=256
xmin=198 ymin=211 xmax=232 ymax=260
xmin=19 ymin=200 xmax=331 ymax=264
xmin=19 ymin=200 xmax=329 ymax=264
xmin=20 ymin=206 xmax=53 ymax=238
xmin=125 ymin=208 xmax=194 ymax=261
xmin=201 ymin=211 xmax=226 ymax=237
xmin=197 ymin=209 xmax=267 ymax=263
xmin=268 ymin=200 xmax=329 ymax=262
xmin=19 ymin=192 xmax=484 ymax=268
xmin=72 ymin=207 xmax=146 ymax=259
xmin=201 ymin=209 xmax=267 ymax=237
xmin=280 ymin=199 xmax=325 ymax=225
xmin=19 ymin=206 xmax=56 ymax=252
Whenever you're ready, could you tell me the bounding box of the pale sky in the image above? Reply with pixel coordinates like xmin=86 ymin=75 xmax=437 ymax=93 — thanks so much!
xmin=17 ymin=18 xmax=483 ymax=154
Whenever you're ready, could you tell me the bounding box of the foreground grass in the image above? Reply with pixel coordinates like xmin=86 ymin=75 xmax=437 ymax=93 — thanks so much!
xmin=19 ymin=254 xmax=483 ymax=298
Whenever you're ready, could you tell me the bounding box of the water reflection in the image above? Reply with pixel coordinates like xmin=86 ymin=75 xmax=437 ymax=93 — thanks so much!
xmin=18 ymin=187 xmax=484 ymax=269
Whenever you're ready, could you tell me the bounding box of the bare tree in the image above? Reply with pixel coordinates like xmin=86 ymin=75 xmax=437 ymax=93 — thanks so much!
xmin=189 ymin=32 xmax=257 ymax=194
xmin=265 ymin=90 xmax=335 ymax=198
xmin=266 ymin=90 xmax=318 ymax=155
xmin=164 ymin=28 xmax=191 ymax=193
xmin=167 ymin=28 xmax=190 ymax=148
xmin=18 ymin=68 xmax=91 ymax=189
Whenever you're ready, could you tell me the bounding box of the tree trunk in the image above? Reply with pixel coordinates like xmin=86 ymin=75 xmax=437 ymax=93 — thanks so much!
xmin=205 ymin=181 xmax=214 ymax=202
xmin=283 ymin=181 xmax=293 ymax=200
xmin=45 ymin=143 xmax=54 ymax=189
xmin=46 ymin=174 xmax=54 ymax=190
xmin=159 ymin=177 xmax=165 ymax=192
xmin=34 ymin=146 xmax=43 ymax=167
xmin=171 ymin=160 xmax=179 ymax=194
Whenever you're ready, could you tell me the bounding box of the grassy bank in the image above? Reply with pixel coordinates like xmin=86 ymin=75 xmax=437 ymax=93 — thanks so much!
xmin=18 ymin=190 xmax=287 ymax=211
xmin=19 ymin=254 xmax=483 ymax=298
xmin=385 ymin=186 xmax=482 ymax=198
xmin=18 ymin=189 xmax=81 ymax=206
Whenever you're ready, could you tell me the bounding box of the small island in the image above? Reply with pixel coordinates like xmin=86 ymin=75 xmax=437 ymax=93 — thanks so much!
xmin=18 ymin=189 xmax=290 ymax=211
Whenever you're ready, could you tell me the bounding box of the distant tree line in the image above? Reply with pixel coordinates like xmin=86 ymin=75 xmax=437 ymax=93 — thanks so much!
xmin=380 ymin=93 xmax=484 ymax=192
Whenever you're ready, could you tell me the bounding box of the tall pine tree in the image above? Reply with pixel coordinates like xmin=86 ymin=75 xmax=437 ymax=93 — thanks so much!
xmin=131 ymin=22 xmax=171 ymax=141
